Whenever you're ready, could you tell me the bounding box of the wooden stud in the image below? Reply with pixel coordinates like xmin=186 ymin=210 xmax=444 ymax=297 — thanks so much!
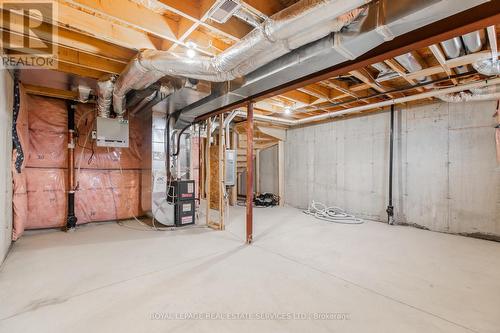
xmin=219 ymin=114 xmax=225 ymax=230
xmin=205 ymin=118 xmax=211 ymax=227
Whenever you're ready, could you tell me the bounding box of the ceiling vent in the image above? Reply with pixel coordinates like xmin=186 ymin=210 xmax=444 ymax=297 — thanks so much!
xmin=209 ymin=0 xmax=241 ymax=24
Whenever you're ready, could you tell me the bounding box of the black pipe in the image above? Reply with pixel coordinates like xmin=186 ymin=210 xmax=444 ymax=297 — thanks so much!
xmin=126 ymin=83 xmax=161 ymax=110
xmin=197 ymin=124 xmax=201 ymax=203
xmin=66 ymin=102 xmax=78 ymax=230
xmin=173 ymin=124 xmax=192 ymax=157
xmin=165 ymin=112 xmax=175 ymax=177
xmin=386 ymin=104 xmax=395 ymax=225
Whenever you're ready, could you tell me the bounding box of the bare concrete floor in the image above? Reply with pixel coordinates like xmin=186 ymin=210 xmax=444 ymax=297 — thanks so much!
xmin=1 ymin=206 xmax=499 ymax=333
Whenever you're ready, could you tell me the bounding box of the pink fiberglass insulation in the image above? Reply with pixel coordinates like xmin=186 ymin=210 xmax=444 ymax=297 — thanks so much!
xmin=12 ymin=85 xmax=29 ymax=240
xmin=12 ymin=86 xmax=144 ymax=239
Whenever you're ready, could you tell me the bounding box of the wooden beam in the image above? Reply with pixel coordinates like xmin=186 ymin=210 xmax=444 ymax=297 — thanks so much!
xmin=246 ymin=102 xmax=254 ymax=244
xmin=219 ymin=114 xmax=225 ymax=230
xmin=62 ymin=0 xmax=178 ymax=42
xmin=242 ymin=0 xmax=283 ymax=16
xmin=1 ymin=9 xmax=136 ymax=62
xmin=205 ymin=118 xmax=212 ymax=227
xmin=350 ymin=70 xmax=388 ymax=94
xmin=384 ymin=58 xmax=424 ymax=90
xmin=4 ymin=31 xmax=125 ymax=74
xmin=280 ymin=90 xmax=317 ymax=105
xmin=157 ymin=0 xmax=201 ymax=19
xmin=428 ymin=44 xmax=458 ymax=84
xmin=22 ymin=84 xmax=79 ymax=101
xmin=3 ymin=53 xmax=106 ymax=78
xmin=6 ymin=2 xmax=164 ymax=50
xmin=487 ymin=25 xmax=498 ymax=60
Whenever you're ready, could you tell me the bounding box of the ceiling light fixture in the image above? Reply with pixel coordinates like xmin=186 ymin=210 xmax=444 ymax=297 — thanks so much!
xmin=186 ymin=41 xmax=197 ymax=58
xmin=186 ymin=48 xmax=196 ymax=58
xmin=284 ymin=106 xmax=292 ymax=115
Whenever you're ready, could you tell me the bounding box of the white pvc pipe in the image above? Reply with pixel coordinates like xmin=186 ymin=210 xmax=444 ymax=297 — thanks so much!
xmin=234 ymin=77 xmax=500 ymax=126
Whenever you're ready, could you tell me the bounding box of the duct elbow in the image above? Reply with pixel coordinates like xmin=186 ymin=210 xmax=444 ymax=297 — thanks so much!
xmin=438 ymin=85 xmax=500 ymax=103
xmin=473 ymin=59 xmax=500 ymax=76
xmin=96 ymin=75 xmax=116 ymax=118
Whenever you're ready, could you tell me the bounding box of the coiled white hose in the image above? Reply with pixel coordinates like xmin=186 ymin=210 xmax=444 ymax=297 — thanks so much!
xmin=303 ymin=201 xmax=364 ymax=224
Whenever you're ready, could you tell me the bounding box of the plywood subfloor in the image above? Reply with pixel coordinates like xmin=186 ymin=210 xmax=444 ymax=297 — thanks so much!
xmin=1 ymin=206 xmax=499 ymax=333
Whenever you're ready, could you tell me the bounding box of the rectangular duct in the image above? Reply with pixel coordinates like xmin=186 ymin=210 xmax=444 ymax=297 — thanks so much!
xmin=209 ymin=0 xmax=241 ymax=23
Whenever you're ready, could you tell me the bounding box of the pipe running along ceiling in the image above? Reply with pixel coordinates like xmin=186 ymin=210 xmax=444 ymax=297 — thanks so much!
xmin=96 ymin=0 xmax=494 ymax=127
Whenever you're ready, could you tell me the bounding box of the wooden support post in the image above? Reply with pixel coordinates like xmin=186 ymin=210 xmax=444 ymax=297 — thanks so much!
xmin=255 ymin=150 xmax=260 ymax=194
xmin=278 ymin=140 xmax=285 ymax=207
xmin=205 ymin=118 xmax=211 ymax=226
xmin=230 ymin=130 xmax=238 ymax=206
xmin=246 ymin=102 xmax=254 ymax=244
xmin=219 ymin=114 xmax=225 ymax=230
xmin=200 ymin=136 xmax=205 ymax=200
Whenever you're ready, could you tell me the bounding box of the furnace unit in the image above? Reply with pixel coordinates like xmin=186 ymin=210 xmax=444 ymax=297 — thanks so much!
xmin=168 ymin=180 xmax=196 ymax=227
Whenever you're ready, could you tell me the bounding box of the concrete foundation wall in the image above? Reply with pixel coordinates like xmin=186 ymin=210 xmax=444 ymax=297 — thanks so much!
xmin=0 ymin=70 xmax=13 ymax=263
xmin=285 ymin=101 xmax=500 ymax=238
xmin=259 ymin=145 xmax=279 ymax=194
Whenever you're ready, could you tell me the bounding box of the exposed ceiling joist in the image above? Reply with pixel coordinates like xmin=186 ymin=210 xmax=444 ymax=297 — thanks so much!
xmin=28 ymin=2 xmax=165 ymax=50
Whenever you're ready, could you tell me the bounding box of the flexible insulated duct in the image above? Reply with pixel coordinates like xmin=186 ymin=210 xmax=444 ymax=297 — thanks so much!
xmin=96 ymin=75 xmax=116 ymax=118
xmin=111 ymin=0 xmax=370 ymax=116
xmin=438 ymin=84 xmax=500 ymax=103
xmin=473 ymin=59 xmax=500 ymax=76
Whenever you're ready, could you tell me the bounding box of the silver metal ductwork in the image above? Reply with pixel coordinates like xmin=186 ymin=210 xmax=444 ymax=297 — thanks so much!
xmin=177 ymin=0 xmax=489 ymax=126
xmin=462 ymin=30 xmax=486 ymax=53
xmin=372 ymin=62 xmax=399 ymax=82
xmin=440 ymin=30 xmax=487 ymax=74
xmin=96 ymin=75 xmax=116 ymax=118
xmin=111 ymin=0 xmax=370 ymax=116
xmin=473 ymin=59 xmax=500 ymax=76
xmin=440 ymin=37 xmax=464 ymax=59
xmin=394 ymin=53 xmax=427 ymax=82
xmin=233 ymin=7 xmax=264 ymax=28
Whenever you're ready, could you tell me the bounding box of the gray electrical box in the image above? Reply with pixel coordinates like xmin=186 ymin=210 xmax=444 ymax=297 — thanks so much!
xmin=225 ymin=149 xmax=236 ymax=186
xmin=96 ymin=117 xmax=129 ymax=148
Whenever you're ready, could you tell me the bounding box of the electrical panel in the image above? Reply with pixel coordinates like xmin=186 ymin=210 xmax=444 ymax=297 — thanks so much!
xmin=96 ymin=117 xmax=129 ymax=148
xmin=225 ymin=149 xmax=236 ymax=186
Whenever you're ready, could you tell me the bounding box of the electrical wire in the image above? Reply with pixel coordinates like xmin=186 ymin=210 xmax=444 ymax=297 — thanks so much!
xmin=303 ymin=201 xmax=364 ymax=224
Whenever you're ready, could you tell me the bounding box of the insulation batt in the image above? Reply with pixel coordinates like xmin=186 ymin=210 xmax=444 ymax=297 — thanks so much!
xmin=12 ymin=90 xmax=144 ymax=239
xmin=12 ymin=86 xmax=29 ymax=240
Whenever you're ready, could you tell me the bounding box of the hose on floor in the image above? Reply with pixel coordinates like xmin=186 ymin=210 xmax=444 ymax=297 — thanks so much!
xmin=303 ymin=201 xmax=364 ymax=224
